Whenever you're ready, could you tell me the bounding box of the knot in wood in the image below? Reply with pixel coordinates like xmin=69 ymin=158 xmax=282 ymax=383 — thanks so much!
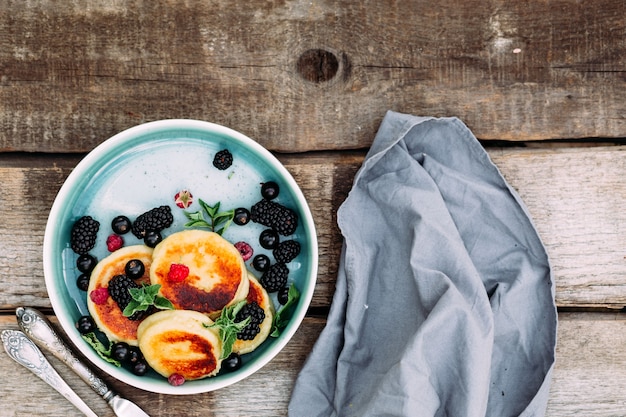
xmin=296 ymin=49 xmax=339 ymax=83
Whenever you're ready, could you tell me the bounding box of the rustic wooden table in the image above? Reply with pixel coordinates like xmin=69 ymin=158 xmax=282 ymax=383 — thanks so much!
xmin=1 ymin=1 xmax=626 ymax=416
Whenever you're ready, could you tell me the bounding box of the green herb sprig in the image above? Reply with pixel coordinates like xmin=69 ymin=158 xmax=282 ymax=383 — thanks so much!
xmin=183 ymin=199 xmax=234 ymax=236
xmin=122 ymin=284 xmax=174 ymax=318
xmin=204 ymin=300 xmax=251 ymax=359
xmin=271 ymin=283 xmax=300 ymax=337
xmin=81 ymin=332 xmax=121 ymax=367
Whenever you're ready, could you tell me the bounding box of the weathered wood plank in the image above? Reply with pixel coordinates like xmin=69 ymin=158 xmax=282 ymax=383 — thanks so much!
xmin=1 ymin=313 xmax=625 ymax=416
xmin=1 ymin=145 xmax=625 ymax=310
xmin=0 ymin=0 xmax=625 ymax=153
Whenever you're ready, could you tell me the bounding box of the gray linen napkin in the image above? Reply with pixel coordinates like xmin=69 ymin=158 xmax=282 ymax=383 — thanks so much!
xmin=288 ymin=111 xmax=557 ymax=417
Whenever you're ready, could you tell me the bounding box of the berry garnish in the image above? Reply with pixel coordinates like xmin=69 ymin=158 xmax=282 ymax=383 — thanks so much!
xmin=260 ymin=263 xmax=289 ymax=292
xmin=174 ymin=189 xmax=194 ymax=209
xmin=131 ymin=359 xmax=150 ymax=376
xmin=75 ymin=316 xmax=96 ymax=334
xmin=111 ymin=342 xmax=131 ymax=362
xmin=168 ymin=373 xmax=186 ymax=386
xmin=233 ymin=207 xmax=250 ymax=226
xmin=125 ymin=259 xmax=145 ymax=280
xmin=273 ymin=240 xmax=301 ymax=263
xmin=76 ymin=253 xmax=98 ymax=273
xmin=89 ymin=287 xmax=109 ymax=305
xmin=261 ymin=181 xmax=280 ymax=200
xmin=70 ymin=216 xmax=100 ymax=254
xmin=76 ymin=273 xmax=90 ymax=291
xmin=108 ymin=275 xmax=147 ymax=321
xmin=252 ymin=254 xmax=271 ymax=272
xmin=259 ymin=229 xmax=279 ymax=249
xmin=168 ymin=263 xmax=190 ymax=282
xmin=222 ymin=352 xmax=242 ymax=372
xmin=144 ymin=230 xmax=163 ymax=248
xmin=250 ymin=199 xmax=298 ymax=235
xmin=234 ymin=241 xmax=253 ymax=261
xmin=106 ymin=234 xmax=124 ymax=252
xmin=277 ymin=286 xmax=290 ymax=305
xmin=235 ymin=302 xmax=265 ymax=340
xmin=111 ymin=215 xmax=131 ymax=235
xmin=131 ymin=206 xmax=173 ymax=239
xmin=127 ymin=346 xmax=144 ymax=364
xmin=213 ymin=149 xmax=233 ymax=170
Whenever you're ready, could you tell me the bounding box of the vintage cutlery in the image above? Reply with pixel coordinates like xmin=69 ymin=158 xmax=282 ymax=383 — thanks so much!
xmin=2 ymin=329 xmax=98 ymax=417
xmin=16 ymin=306 xmax=150 ymax=417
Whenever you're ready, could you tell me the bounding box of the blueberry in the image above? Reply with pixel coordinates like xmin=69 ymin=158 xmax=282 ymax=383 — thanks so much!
xmin=259 ymin=229 xmax=279 ymax=249
xmin=127 ymin=346 xmax=144 ymax=364
xmin=75 ymin=316 xmax=95 ymax=334
xmin=125 ymin=259 xmax=145 ymax=280
xmin=144 ymin=230 xmax=162 ymax=248
xmin=131 ymin=359 xmax=149 ymax=376
xmin=233 ymin=207 xmax=250 ymax=226
xmin=222 ymin=352 xmax=242 ymax=372
xmin=76 ymin=254 xmax=98 ymax=273
xmin=111 ymin=342 xmax=130 ymax=362
xmin=252 ymin=254 xmax=271 ymax=272
xmin=277 ymin=286 xmax=290 ymax=305
xmin=261 ymin=181 xmax=280 ymax=200
xmin=76 ymin=273 xmax=90 ymax=291
xmin=111 ymin=215 xmax=131 ymax=235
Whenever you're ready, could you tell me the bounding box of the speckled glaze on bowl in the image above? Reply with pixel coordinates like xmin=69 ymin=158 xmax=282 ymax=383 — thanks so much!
xmin=43 ymin=119 xmax=318 ymax=395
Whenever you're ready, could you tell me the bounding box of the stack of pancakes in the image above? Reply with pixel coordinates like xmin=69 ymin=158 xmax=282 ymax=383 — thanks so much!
xmin=87 ymin=229 xmax=274 ymax=380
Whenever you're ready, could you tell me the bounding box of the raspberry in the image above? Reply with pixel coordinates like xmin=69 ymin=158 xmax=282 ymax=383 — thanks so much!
xmin=168 ymin=373 xmax=186 ymax=386
xmin=260 ymin=263 xmax=289 ymax=292
xmin=235 ymin=302 xmax=265 ymax=340
xmin=234 ymin=241 xmax=253 ymax=261
xmin=168 ymin=263 xmax=189 ymax=282
xmin=108 ymin=274 xmax=146 ymax=320
xmin=106 ymin=234 xmax=124 ymax=252
xmin=250 ymin=199 xmax=298 ymax=235
xmin=273 ymin=240 xmax=301 ymax=263
xmin=131 ymin=206 xmax=173 ymax=239
xmin=213 ymin=149 xmax=233 ymax=170
xmin=89 ymin=287 xmax=109 ymax=305
xmin=174 ymin=189 xmax=193 ymax=209
xmin=70 ymin=216 xmax=100 ymax=254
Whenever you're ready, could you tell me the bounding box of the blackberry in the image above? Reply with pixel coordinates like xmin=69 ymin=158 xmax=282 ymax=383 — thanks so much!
xmin=260 ymin=263 xmax=289 ymax=292
xmin=235 ymin=302 xmax=265 ymax=340
xmin=250 ymin=199 xmax=298 ymax=235
xmin=108 ymin=274 xmax=146 ymax=321
xmin=70 ymin=216 xmax=100 ymax=254
xmin=131 ymin=206 xmax=173 ymax=239
xmin=273 ymin=240 xmax=301 ymax=263
xmin=213 ymin=149 xmax=233 ymax=170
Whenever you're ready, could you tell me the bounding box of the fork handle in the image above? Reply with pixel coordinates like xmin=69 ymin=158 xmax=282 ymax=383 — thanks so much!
xmin=16 ymin=307 xmax=115 ymax=400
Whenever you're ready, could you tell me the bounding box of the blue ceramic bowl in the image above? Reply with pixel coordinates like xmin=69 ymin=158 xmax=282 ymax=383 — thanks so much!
xmin=43 ymin=120 xmax=318 ymax=394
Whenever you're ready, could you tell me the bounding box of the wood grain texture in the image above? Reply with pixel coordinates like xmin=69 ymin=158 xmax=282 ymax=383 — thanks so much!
xmin=1 ymin=145 xmax=625 ymax=310
xmin=0 ymin=0 xmax=625 ymax=153
xmin=1 ymin=313 xmax=625 ymax=416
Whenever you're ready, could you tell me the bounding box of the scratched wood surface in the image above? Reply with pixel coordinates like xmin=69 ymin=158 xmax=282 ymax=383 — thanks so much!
xmin=1 ymin=0 xmax=626 ymax=416
xmin=0 ymin=0 xmax=626 ymax=154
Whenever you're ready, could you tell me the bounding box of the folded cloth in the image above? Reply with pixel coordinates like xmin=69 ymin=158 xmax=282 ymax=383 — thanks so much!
xmin=288 ymin=111 xmax=557 ymax=417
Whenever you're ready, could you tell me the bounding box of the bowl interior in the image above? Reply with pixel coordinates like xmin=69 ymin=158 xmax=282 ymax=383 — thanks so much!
xmin=43 ymin=119 xmax=317 ymax=394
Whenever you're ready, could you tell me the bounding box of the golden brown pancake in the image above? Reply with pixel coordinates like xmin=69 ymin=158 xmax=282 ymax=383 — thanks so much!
xmin=150 ymin=230 xmax=249 ymax=317
xmin=137 ymin=309 xmax=222 ymax=379
xmin=232 ymin=272 xmax=275 ymax=355
xmin=87 ymin=245 xmax=153 ymax=345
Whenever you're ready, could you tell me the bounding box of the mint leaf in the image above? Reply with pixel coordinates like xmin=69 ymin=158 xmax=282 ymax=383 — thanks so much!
xmin=271 ymin=283 xmax=300 ymax=337
xmin=205 ymin=300 xmax=251 ymax=359
xmin=184 ymin=199 xmax=234 ymax=235
xmin=122 ymin=284 xmax=174 ymax=317
xmin=81 ymin=332 xmax=120 ymax=366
